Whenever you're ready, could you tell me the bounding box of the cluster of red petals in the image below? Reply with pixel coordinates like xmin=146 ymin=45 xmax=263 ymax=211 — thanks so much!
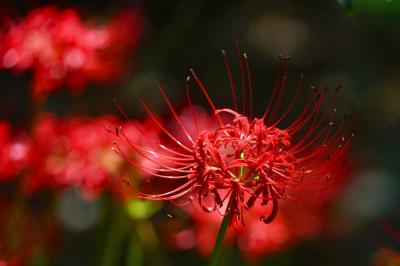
xmin=114 ymin=51 xmax=357 ymax=228
xmin=25 ymin=114 xmax=122 ymax=197
xmin=0 ymin=6 xmax=141 ymax=98
xmin=190 ymin=109 xmax=298 ymax=227
xmin=0 ymin=114 xmax=158 ymax=198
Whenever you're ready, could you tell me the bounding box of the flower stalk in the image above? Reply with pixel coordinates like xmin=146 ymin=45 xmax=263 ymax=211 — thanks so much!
xmin=209 ymin=198 xmax=232 ymax=266
xmin=101 ymin=204 xmax=128 ymax=266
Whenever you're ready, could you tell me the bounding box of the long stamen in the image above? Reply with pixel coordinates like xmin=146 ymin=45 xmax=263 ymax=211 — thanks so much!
xmin=158 ymin=83 xmax=194 ymax=144
xmin=235 ymin=42 xmax=246 ymax=115
xmin=189 ymin=68 xmax=224 ymax=126
xmin=185 ymin=77 xmax=200 ymax=136
xmin=221 ymin=49 xmax=238 ymax=112
xmin=139 ymin=99 xmax=193 ymax=153
xmin=243 ymin=53 xmax=253 ymax=119
xmin=267 ymin=57 xmax=290 ymax=125
xmin=262 ymin=57 xmax=282 ymax=120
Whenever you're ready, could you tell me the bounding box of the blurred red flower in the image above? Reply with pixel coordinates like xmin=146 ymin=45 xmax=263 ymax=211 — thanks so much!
xmin=114 ymin=50 xmax=357 ymax=227
xmin=22 ymin=113 xmax=160 ymax=198
xmin=0 ymin=6 xmax=142 ymax=98
xmin=24 ymin=114 xmax=121 ymax=197
xmin=164 ymin=201 xmax=328 ymax=261
xmin=0 ymin=121 xmax=31 ymax=181
xmin=0 ymin=112 xmax=159 ymax=198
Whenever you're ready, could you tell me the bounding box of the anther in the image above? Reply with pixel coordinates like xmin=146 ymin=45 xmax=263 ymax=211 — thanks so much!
xmin=122 ymin=178 xmax=132 ymax=186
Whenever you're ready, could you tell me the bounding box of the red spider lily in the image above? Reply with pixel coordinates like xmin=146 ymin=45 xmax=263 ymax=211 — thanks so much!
xmin=0 ymin=6 xmax=141 ymax=98
xmin=0 ymin=121 xmax=31 ymax=181
xmin=24 ymin=113 xmax=160 ymax=198
xmin=114 ymin=47 xmax=358 ymax=228
xmin=0 ymin=113 xmax=158 ymax=198
xmin=24 ymin=114 xmax=119 ymax=197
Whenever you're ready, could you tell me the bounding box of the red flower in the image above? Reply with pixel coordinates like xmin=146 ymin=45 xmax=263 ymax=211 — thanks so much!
xmin=0 ymin=121 xmax=31 ymax=181
xmin=0 ymin=6 xmax=141 ymax=98
xmin=25 ymin=114 xmax=120 ymax=197
xmin=24 ymin=113 xmax=160 ymax=198
xmin=114 ymin=49 xmax=357 ymax=227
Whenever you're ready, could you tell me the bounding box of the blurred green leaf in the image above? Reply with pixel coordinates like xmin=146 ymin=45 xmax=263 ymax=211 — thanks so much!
xmin=126 ymin=199 xmax=162 ymax=220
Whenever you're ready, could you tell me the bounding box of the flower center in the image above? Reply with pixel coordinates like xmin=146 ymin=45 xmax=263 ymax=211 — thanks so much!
xmin=192 ymin=109 xmax=296 ymax=190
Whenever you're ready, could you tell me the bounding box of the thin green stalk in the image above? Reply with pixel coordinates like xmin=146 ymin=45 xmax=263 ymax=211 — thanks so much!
xmin=208 ymin=201 xmax=232 ymax=266
xmin=101 ymin=205 xmax=127 ymax=266
xmin=126 ymin=225 xmax=142 ymax=266
xmin=209 ymin=152 xmax=245 ymax=266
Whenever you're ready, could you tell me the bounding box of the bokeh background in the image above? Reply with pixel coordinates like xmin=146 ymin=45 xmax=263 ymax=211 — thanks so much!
xmin=0 ymin=0 xmax=399 ymax=265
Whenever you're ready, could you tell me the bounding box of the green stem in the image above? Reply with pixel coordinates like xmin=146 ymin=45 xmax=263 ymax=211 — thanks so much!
xmin=101 ymin=205 xmax=127 ymax=266
xmin=210 ymin=153 xmax=244 ymax=266
xmin=208 ymin=202 xmax=232 ymax=266
xmin=126 ymin=225 xmax=142 ymax=266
